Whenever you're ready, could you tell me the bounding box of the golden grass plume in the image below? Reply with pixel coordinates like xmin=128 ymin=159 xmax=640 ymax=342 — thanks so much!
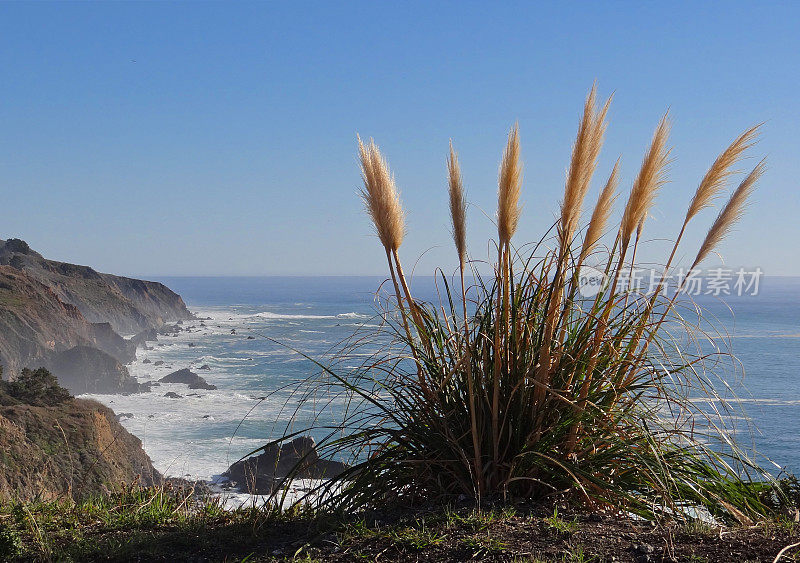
xmin=447 ymin=141 xmax=467 ymax=265
xmin=358 ymin=136 xmax=405 ymax=252
xmin=692 ymin=159 xmax=765 ymax=268
xmin=580 ymin=159 xmax=620 ymax=262
xmin=686 ymin=124 xmax=761 ymax=221
xmin=620 ymin=114 xmax=672 ymax=247
xmin=560 ymin=85 xmax=612 ymax=247
xmin=497 ymin=124 xmax=523 ymax=245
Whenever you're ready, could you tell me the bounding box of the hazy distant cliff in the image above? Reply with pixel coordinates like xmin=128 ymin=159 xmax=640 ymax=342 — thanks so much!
xmin=0 ymin=239 xmax=192 ymax=394
xmin=0 ymin=238 xmax=192 ymax=335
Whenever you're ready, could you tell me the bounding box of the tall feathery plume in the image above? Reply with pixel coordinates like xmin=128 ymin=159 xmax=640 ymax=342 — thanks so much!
xmin=357 ymin=136 xmax=415 ymax=350
xmin=691 ymin=160 xmax=765 ymax=270
xmin=448 ymin=141 xmax=467 ymax=268
xmin=619 ymin=114 xmax=672 ymax=250
xmin=579 ymin=160 xmax=620 ymax=263
xmin=497 ymin=124 xmax=523 ymax=246
xmin=447 ymin=141 xmax=482 ymax=493
xmin=536 ymin=87 xmax=611 ymax=414
xmin=358 ymin=136 xmax=405 ymax=253
xmin=606 ymin=115 xmax=670 ymax=321
xmin=559 ymin=85 xmax=612 ymax=249
xmin=492 ymin=124 xmax=522 ymax=472
xmin=686 ymin=125 xmax=761 ymax=222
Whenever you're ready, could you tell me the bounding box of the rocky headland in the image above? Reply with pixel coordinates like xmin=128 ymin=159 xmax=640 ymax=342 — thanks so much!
xmin=0 ymin=238 xmax=193 ymax=395
xmin=0 ymin=366 xmax=160 ymax=500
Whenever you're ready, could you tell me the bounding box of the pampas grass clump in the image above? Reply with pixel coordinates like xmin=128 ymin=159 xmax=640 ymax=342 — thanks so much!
xmin=265 ymin=86 xmax=788 ymax=523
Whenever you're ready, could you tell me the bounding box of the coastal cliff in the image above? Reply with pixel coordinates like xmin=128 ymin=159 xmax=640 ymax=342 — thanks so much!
xmin=0 ymin=368 xmax=160 ymax=501
xmin=0 ymin=238 xmax=192 ymax=335
xmin=0 ymin=239 xmax=191 ymax=394
xmin=0 ymin=266 xmax=144 ymax=394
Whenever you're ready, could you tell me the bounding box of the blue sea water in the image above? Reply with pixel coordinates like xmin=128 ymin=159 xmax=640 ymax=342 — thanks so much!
xmin=84 ymin=276 xmax=800 ymax=482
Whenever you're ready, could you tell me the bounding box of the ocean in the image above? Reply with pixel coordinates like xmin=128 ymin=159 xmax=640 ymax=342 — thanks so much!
xmin=83 ymin=275 xmax=800 ymax=484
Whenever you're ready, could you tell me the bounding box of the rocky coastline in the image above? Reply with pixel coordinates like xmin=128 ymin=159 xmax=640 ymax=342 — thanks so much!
xmin=0 ymin=238 xmax=193 ymax=395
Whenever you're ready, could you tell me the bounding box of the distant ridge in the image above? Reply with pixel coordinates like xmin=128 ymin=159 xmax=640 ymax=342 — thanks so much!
xmin=0 ymin=238 xmax=193 ymax=335
xmin=0 ymin=238 xmax=193 ymax=394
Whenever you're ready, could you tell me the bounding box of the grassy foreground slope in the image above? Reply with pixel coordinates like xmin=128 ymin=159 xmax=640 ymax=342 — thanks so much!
xmin=1 ymin=487 xmax=799 ymax=562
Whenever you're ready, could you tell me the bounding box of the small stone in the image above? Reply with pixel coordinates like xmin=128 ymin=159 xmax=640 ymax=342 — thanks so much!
xmin=634 ymin=543 xmax=655 ymax=554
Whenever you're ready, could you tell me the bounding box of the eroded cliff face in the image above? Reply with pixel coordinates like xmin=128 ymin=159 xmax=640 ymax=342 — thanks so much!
xmin=0 ymin=396 xmax=160 ymax=500
xmin=0 ymin=266 xmax=94 ymax=376
xmin=0 ymin=267 xmax=146 ymax=393
xmin=0 ymin=239 xmax=193 ymax=335
xmin=0 ymin=240 xmax=190 ymax=394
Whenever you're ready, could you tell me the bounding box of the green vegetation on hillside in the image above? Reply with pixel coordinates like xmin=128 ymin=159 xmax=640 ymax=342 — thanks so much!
xmin=0 ymin=367 xmax=71 ymax=407
xmin=1 ymin=486 xmax=799 ymax=561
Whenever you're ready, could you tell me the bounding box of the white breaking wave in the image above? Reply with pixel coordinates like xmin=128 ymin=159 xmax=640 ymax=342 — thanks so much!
xmin=251 ymin=311 xmax=369 ymax=321
xmin=336 ymin=312 xmax=370 ymax=319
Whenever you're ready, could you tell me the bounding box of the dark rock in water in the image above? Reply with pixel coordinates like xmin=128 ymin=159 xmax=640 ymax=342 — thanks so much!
xmin=198 ymin=364 xmax=210 ymax=370
xmin=159 ymin=368 xmax=217 ymax=390
xmin=188 ymin=342 xmax=195 ymax=347
xmin=47 ymin=346 xmax=146 ymax=395
xmin=163 ymin=392 xmax=182 ymax=399
xmin=247 ymin=336 xmax=255 ymax=340
xmin=158 ymin=324 xmax=181 ymax=335
xmin=129 ymin=327 xmax=158 ymax=348
xmin=154 ymin=360 xmax=165 ymax=366
xmin=116 ymin=412 xmax=135 ymax=420
xmin=142 ymin=358 xmax=152 ymax=364
xmin=223 ymin=436 xmax=349 ymax=494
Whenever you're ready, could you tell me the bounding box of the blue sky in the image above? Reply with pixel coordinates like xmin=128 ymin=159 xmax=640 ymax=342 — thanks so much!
xmin=1 ymin=1 xmax=798 ymax=276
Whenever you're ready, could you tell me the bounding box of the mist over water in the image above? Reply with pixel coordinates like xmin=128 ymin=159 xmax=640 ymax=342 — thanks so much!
xmin=83 ymin=276 xmax=800 ymax=481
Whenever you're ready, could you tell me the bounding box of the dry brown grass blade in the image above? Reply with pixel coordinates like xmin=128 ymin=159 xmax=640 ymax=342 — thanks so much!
xmin=448 ymin=141 xmax=467 ymax=265
xmin=620 ymin=114 xmax=672 ymax=247
xmin=692 ymin=159 xmax=765 ymax=269
xmin=497 ymin=123 xmax=523 ymax=245
xmin=686 ymin=124 xmax=761 ymax=221
xmin=358 ymin=135 xmax=406 ymax=252
xmin=560 ymin=84 xmax=612 ymax=248
xmin=580 ymin=159 xmax=620 ymax=262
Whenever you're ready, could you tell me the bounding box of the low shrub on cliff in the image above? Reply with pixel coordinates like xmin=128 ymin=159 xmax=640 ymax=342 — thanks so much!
xmin=0 ymin=367 xmax=71 ymax=407
xmin=263 ymin=85 xmax=788 ymax=523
